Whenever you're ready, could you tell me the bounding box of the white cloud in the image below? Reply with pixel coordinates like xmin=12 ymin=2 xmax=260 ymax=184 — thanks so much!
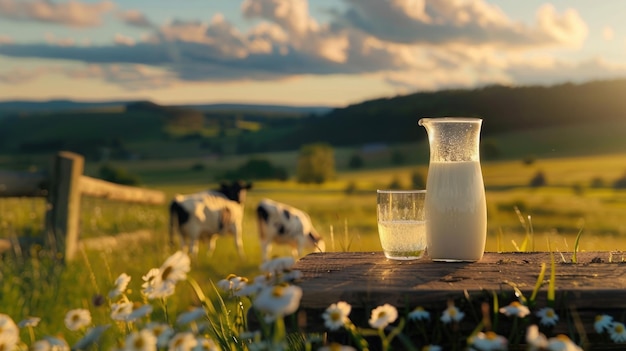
xmin=0 ymin=34 xmax=13 ymax=44
xmin=114 ymin=34 xmax=135 ymax=46
xmin=117 ymin=9 xmax=152 ymax=28
xmin=0 ymin=0 xmax=115 ymax=27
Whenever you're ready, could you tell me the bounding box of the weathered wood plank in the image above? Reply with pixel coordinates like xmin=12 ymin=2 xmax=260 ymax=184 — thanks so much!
xmin=293 ymin=251 xmax=626 ymax=343
xmin=0 ymin=170 xmax=47 ymax=197
xmin=80 ymin=176 xmax=165 ymax=205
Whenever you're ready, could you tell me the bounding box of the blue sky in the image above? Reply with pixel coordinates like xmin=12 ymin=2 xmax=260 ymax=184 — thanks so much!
xmin=1 ymin=0 xmax=625 ymax=107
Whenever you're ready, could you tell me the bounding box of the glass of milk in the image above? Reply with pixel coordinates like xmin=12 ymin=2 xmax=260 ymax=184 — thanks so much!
xmin=376 ymin=189 xmax=427 ymax=260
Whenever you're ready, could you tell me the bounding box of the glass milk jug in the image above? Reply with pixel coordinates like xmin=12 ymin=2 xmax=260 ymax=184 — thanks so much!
xmin=418 ymin=117 xmax=487 ymax=262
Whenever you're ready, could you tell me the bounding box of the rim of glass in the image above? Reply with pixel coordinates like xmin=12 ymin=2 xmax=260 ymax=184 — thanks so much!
xmin=377 ymin=189 xmax=426 ymax=194
xmin=418 ymin=117 xmax=482 ymax=123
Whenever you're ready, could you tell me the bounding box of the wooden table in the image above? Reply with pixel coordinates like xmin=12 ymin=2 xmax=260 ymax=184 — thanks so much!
xmin=292 ymin=251 xmax=626 ymax=349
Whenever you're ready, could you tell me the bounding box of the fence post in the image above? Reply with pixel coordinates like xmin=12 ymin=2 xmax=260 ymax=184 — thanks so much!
xmin=45 ymin=151 xmax=84 ymax=262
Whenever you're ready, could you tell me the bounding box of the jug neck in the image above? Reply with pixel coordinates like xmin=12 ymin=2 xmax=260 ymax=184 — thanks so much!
xmin=418 ymin=117 xmax=482 ymax=162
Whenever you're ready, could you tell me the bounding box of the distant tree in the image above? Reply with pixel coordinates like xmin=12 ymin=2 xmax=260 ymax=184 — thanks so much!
xmin=98 ymin=164 xmax=141 ymax=186
xmin=191 ymin=163 xmax=205 ymax=172
xmin=590 ymin=176 xmax=605 ymax=188
xmin=348 ymin=153 xmax=364 ymax=169
xmin=613 ymin=171 xmax=626 ymax=189
xmin=411 ymin=171 xmax=426 ymax=189
xmin=391 ymin=150 xmax=406 ymax=165
xmin=344 ymin=181 xmax=358 ymax=194
xmin=296 ymin=143 xmax=335 ymax=184
xmin=522 ymin=155 xmax=536 ymax=166
xmin=529 ymin=170 xmax=547 ymax=187
xmin=222 ymin=158 xmax=288 ymax=181
xmin=481 ymin=139 xmax=501 ymax=160
xmin=388 ymin=177 xmax=403 ymax=190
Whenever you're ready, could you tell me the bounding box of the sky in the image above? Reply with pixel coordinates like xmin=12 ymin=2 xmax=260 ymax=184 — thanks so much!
xmin=1 ymin=0 xmax=626 ymax=107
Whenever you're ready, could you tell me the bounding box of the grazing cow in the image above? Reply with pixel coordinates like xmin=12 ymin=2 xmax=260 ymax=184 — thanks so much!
xmin=256 ymin=198 xmax=325 ymax=261
xmin=169 ymin=181 xmax=252 ymax=259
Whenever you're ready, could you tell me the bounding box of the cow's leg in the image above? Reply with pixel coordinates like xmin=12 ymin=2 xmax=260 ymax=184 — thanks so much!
xmin=234 ymin=225 xmax=246 ymax=260
xmin=261 ymin=241 xmax=272 ymax=262
xmin=207 ymin=235 xmax=219 ymax=257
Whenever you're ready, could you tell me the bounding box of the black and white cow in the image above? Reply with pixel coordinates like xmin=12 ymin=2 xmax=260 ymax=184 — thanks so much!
xmin=169 ymin=181 xmax=253 ymax=259
xmin=256 ymin=198 xmax=325 ymax=261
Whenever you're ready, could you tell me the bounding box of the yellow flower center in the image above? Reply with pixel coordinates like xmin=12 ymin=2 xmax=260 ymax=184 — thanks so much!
xmin=329 ymin=343 xmax=342 ymax=351
xmin=449 ymin=308 xmax=457 ymax=317
xmin=161 ymin=266 xmax=173 ymax=281
xmin=71 ymin=314 xmax=80 ymax=323
xmin=596 ymin=315 xmax=605 ymax=322
xmin=556 ymin=334 xmax=570 ymax=341
xmin=615 ymin=324 xmax=625 ymax=333
xmin=377 ymin=311 xmax=387 ymax=319
xmin=226 ymin=274 xmax=237 ymax=280
xmin=330 ymin=310 xmax=341 ymax=322
xmin=134 ymin=336 xmax=145 ymax=348
xmin=485 ymin=331 xmax=498 ymax=340
xmin=414 ymin=306 xmax=424 ymax=312
xmin=272 ymin=286 xmax=284 ymax=297
xmin=546 ymin=309 xmax=554 ymax=317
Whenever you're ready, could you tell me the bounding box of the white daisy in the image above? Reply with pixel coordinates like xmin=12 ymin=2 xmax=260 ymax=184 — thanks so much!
xmin=109 ymin=273 xmax=132 ymax=299
xmin=260 ymin=257 xmax=295 ymax=274
xmin=408 ymin=306 xmax=430 ymax=322
xmin=0 ymin=314 xmax=19 ymax=351
xmin=145 ymin=322 xmax=175 ymax=348
xmin=111 ymin=302 xmax=134 ymax=321
xmin=526 ymin=325 xmax=548 ymax=350
xmin=253 ymin=284 xmax=302 ymax=322
xmin=141 ymin=268 xmax=176 ymax=300
xmin=192 ymin=337 xmax=219 ymax=351
xmin=18 ymin=316 xmax=41 ymax=328
xmin=159 ymin=251 xmax=191 ymax=283
xmin=595 ymin=314 xmax=613 ymax=333
xmin=217 ymin=274 xmax=247 ymax=293
xmin=546 ymin=334 xmax=582 ymax=351
xmin=73 ymin=325 xmax=110 ymax=350
xmin=64 ymin=309 xmax=92 ymax=331
xmin=127 ymin=304 xmax=154 ymax=322
xmin=318 ymin=343 xmax=357 ymax=351
xmin=441 ymin=305 xmax=465 ymax=324
xmin=368 ymin=304 xmax=398 ymax=329
xmin=536 ymin=307 xmax=559 ymax=327
xmin=469 ymin=331 xmax=508 ymax=351
xmin=322 ymin=301 xmax=352 ymax=331
xmin=177 ymin=307 xmax=206 ymax=325
xmin=123 ymin=329 xmax=157 ymax=351
xmin=234 ymin=275 xmax=267 ymax=297
xmin=168 ymin=332 xmax=198 ymax=351
xmin=609 ymin=322 xmax=626 ymax=343
xmin=32 ymin=337 xmax=70 ymax=351
xmin=499 ymin=301 xmax=530 ymax=318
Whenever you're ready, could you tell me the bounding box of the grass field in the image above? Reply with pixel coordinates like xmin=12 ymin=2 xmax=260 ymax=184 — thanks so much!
xmin=3 ymin=147 xmax=626 ymax=348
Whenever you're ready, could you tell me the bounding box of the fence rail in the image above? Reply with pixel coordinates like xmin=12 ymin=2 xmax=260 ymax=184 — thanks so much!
xmin=0 ymin=151 xmax=166 ymax=261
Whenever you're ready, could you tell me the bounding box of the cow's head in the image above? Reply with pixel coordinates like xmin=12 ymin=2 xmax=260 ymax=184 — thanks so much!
xmin=219 ymin=180 xmax=253 ymax=203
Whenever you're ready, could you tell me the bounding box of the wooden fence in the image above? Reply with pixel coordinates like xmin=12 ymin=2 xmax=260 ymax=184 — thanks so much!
xmin=0 ymin=151 xmax=165 ymax=261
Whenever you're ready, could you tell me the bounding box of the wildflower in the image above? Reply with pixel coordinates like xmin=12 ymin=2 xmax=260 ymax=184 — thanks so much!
xmin=141 ymin=268 xmax=176 ymax=300
xmin=193 ymin=337 xmax=219 ymax=351
xmin=0 ymin=314 xmax=19 ymax=351
xmin=499 ymin=301 xmax=530 ymax=318
xmin=318 ymin=343 xmax=357 ymax=351
xmin=260 ymin=256 xmax=295 ymax=274
xmin=32 ymin=337 xmax=70 ymax=351
xmin=536 ymin=307 xmax=559 ymax=327
xmin=145 ymin=322 xmax=175 ymax=348
xmin=441 ymin=305 xmax=465 ymax=324
xmin=368 ymin=303 xmax=398 ymax=329
xmin=422 ymin=345 xmax=442 ymax=351
xmin=235 ymin=275 xmax=267 ymax=297
xmin=123 ymin=329 xmax=157 ymax=351
xmin=546 ymin=334 xmax=582 ymax=351
xmin=469 ymin=331 xmax=508 ymax=351
xmin=408 ymin=306 xmax=430 ymax=322
xmin=526 ymin=325 xmax=548 ymax=350
xmin=168 ymin=332 xmax=198 ymax=351
xmin=109 ymin=273 xmax=132 ymax=299
xmin=18 ymin=316 xmax=40 ymax=328
xmin=111 ymin=302 xmax=134 ymax=321
xmin=217 ymin=274 xmax=247 ymax=293
xmin=73 ymin=325 xmax=110 ymax=350
xmin=177 ymin=307 xmax=206 ymax=325
xmin=253 ymin=284 xmax=302 ymax=322
xmin=127 ymin=304 xmax=154 ymax=321
xmin=609 ymin=322 xmax=626 ymax=343
xmin=159 ymin=251 xmax=191 ymax=283
xmin=64 ymin=309 xmax=92 ymax=331
xmin=322 ymin=301 xmax=352 ymax=331
xmin=595 ymin=314 xmax=613 ymax=333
